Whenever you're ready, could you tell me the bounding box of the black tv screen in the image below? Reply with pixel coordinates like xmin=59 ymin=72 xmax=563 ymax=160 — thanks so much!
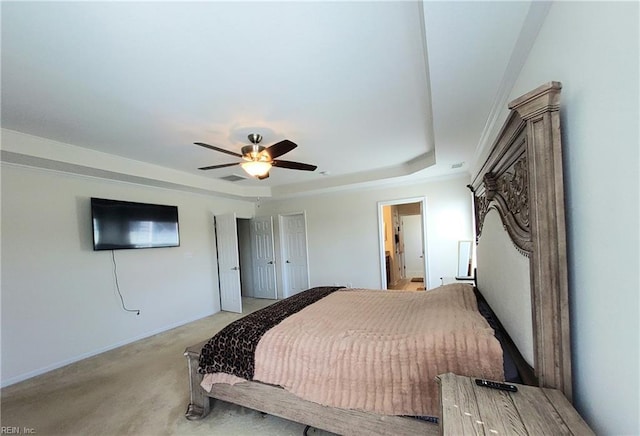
xmin=91 ymin=198 xmax=180 ymax=250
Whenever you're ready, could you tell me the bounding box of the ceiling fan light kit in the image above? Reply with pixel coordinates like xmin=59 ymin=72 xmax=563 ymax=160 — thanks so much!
xmin=241 ymin=160 xmax=272 ymax=177
xmin=195 ymin=133 xmax=318 ymax=180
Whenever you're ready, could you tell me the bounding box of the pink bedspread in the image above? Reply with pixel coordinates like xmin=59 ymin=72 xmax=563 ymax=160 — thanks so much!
xmin=256 ymin=284 xmax=503 ymax=416
xmin=203 ymin=284 xmax=504 ymax=417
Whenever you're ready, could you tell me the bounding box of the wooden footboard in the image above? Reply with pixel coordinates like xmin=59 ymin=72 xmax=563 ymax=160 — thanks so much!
xmin=184 ymin=341 xmax=438 ymax=435
xmin=184 ymin=340 xmax=211 ymax=420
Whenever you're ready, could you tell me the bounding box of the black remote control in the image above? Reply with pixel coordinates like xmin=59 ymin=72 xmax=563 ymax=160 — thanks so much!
xmin=475 ymin=378 xmax=518 ymax=392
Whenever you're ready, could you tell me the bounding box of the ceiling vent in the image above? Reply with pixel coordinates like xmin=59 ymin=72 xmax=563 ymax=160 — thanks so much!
xmin=451 ymin=162 xmax=465 ymax=169
xmin=219 ymin=174 xmax=248 ymax=182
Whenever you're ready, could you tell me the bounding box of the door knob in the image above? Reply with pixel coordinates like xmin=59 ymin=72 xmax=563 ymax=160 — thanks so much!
xmin=286 ymin=260 xmax=291 ymax=263
xmin=231 ymin=266 xmax=239 ymax=270
xmin=268 ymin=261 xmax=274 ymax=264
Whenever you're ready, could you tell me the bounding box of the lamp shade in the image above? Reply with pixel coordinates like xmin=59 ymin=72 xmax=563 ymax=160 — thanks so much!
xmin=241 ymin=161 xmax=272 ymax=177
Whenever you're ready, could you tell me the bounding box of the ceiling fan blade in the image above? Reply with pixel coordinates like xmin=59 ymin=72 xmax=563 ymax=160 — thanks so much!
xmin=257 ymin=172 xmax=270 ymax=180
xmin=194 ymin=142 xmax=243 ymax=158
xmin=198 ymin=162 xmax=240 ymax=170
xmin=272 ymin=160 xmax=317 ymax=171
xmin=265 ymin=139 xmax=297 ymax=159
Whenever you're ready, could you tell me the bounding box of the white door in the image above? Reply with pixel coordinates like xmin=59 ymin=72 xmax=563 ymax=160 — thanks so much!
xmin=280 ymin=213 xmax=310 ymax=298
xmin=215 ymin=213 xmax=242 ymax=313
xmin=401 ymin=215 xmax=424 ymax=280
xmin=250 ymin=216 xmax=277 ymax=299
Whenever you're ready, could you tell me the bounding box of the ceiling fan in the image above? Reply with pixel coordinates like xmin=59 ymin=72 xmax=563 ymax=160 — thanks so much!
xmin=195 ymin=134 xmax=317 ymax=180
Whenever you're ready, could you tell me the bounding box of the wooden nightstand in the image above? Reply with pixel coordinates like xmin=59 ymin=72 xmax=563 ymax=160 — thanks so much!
xmin=437 ymin=373 xmax=593 ymax=435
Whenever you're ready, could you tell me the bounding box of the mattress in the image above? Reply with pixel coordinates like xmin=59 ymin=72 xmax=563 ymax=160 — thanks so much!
xmin=200 ymin=283 xmax=504 ymax=417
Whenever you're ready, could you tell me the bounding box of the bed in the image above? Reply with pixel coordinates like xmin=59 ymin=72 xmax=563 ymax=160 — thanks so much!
xmin=183 ymin=82 xmax=570 ymax=435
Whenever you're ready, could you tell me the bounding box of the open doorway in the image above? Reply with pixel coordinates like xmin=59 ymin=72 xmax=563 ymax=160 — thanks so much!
xmin=237 ymin=217 xmax=278 ymax=300
xmin=237 ymin=218 xmax=253 ymax=297
xmin=377 ymin=197 xmax=429 ymax=290
xmin=216 ymin=214 xmax=277 ymax=313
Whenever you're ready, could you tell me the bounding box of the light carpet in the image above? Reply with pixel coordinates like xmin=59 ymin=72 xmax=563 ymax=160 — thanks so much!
xmin=1 ymin=298 xmax=334 ymax=436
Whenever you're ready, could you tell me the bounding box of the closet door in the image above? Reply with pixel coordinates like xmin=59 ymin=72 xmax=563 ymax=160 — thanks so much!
xmin=215 ymin=213 xmax=242 ymax=313
xmin=250 ymin=216 xmax=277 ymax=299
xmin=280 ymin=213 xmax=310 ymax=298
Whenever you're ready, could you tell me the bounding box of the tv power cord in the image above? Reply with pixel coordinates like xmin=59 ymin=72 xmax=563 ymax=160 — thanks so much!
xmin=111 ymin=250 xmax=141 ymax=315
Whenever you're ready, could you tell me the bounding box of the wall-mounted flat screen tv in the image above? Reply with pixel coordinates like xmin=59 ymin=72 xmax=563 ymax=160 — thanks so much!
xmin=91 ymin=197 xmax=180 ymax=250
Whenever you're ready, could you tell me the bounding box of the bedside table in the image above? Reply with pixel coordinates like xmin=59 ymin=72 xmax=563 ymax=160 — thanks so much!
xmin=437 ymin=373 xmax=593 ymax=435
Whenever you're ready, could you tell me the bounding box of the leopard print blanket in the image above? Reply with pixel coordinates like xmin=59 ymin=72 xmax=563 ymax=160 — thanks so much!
xmin=198 ymin=286 xmax=344 ymax=380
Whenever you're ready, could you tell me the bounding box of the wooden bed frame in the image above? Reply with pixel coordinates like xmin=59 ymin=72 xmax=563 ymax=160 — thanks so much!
xmin=470 ymin=81 xmax=571 ymax=400
xmin=183 ymin=82 xmax=570 ymax=435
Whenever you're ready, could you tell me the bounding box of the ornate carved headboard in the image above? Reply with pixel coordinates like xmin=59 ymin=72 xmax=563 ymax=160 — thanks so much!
xmin=470 ymin=82 xmax=572 ymax=400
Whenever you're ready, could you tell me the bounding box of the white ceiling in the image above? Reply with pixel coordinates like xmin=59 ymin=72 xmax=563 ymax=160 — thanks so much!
xmin=1 ymin=1 xmax=541 ymax=199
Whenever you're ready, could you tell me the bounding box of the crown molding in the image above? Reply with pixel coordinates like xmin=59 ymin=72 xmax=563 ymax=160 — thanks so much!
xmin=470 ymin=1 xmax=552 ymax=178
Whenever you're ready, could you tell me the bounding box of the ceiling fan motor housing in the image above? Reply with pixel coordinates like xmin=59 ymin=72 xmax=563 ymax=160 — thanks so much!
xmin=242 ymin=134 xmax=269 ymax=161
xmin=242 ymin=144 xmax=268 ymax=161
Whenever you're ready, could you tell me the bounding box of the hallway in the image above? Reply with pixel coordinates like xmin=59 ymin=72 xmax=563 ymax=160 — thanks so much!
xmin=388 ymin=277 xmax=425 ymax=291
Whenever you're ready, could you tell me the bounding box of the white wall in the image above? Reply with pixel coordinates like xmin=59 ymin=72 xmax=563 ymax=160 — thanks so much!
xmin=507 ymin=2 xmax=639 ymax=434
xmin=258 ymin=175 xmax=473 ymax=296
xmin=0 ymin=162 xmax=254 ymax=386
